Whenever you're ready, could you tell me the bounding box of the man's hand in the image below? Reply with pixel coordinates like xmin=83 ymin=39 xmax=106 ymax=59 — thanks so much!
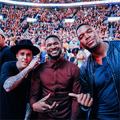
xmin=68 ymin=93 xmax=93 ymax=108
xmin=32 ymin=94 xmax=58 ymax=113
xmin=28 ymin=57 xmax=41 ymax=69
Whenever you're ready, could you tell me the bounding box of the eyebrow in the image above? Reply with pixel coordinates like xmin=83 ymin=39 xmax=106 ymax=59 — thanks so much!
xmin=78 ymin=28 xmax=92 ymax=38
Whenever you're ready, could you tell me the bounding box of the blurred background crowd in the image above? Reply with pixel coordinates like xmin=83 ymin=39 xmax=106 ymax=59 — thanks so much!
xmin=0 ymin=0 xmax=120 ymax=67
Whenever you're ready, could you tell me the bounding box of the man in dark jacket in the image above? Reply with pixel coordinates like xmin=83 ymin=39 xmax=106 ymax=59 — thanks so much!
xmin=69 ymin=23 xmax=120 ymax=120
xmin=0 ymin=29 xmax=16 ymax=74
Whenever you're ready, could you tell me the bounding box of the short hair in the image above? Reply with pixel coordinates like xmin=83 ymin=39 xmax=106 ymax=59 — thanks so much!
xmin=76 ymin=23 xmax=91 ymax=34
xmin=45 ymin=34 xmax=61 ymax=42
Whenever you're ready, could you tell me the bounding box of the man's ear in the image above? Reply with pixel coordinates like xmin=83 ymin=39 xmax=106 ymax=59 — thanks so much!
xmin=16 ymin=53 xmax=18 ymax=59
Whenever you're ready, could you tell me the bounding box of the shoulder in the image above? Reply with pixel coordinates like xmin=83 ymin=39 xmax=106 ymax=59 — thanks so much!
xmin=2 ymin=61 xmax=16 ymax=68
xmin=106 ymin=40 xmax=120 ymax=47
xmin=110 ymin=40 xmax=120 ymax=43
xmin=111 ymin=40 xmax=120 ymax=46
xmin=2 ymin=46 xmax=14 ymax=55
xmin=5 ymin=47 xmax=13 ymax=54
xmin=0 ymin=46 xmax=9 ymax=54
xmin=109 ymin=40 xmax=120 ymax=43
xmin=2 ymin=46 xmax=16 ymax=60
xmin=1 ymin=62 xmax=17 ymax=85
xmin=1 ymin=62 xmax=17 ymax=80
xmin=2 ymin=46 xmax=10 ymax=51
xmin=105 ymin=40 xmax=120 ymax=51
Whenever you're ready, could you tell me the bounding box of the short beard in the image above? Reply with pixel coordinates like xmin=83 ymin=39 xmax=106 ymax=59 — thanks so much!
xmin=87 ymin=41 xmax=99 ymax=52
xmin=48 ymin=50 xmax=62 ymax=60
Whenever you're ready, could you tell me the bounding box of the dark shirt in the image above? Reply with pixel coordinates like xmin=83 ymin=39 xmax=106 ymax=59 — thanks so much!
xmin=0 ymin=61 xmax=32 ymax=119
xmin=94 ymin=57 xmax=119 ymax=120
xmin=0 ymin=46 xmax=16 ymax=74
xmin=30 ymin=58 xmax=81 ymax=119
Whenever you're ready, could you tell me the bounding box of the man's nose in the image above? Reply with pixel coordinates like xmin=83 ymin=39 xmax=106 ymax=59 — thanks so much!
xmin=85 ymin=33 xmax=90 ymax=39
xmin=23 ymin=55 xmax=27 ymax=58
xmin=51 ymin=44 xmax=56 ymax=48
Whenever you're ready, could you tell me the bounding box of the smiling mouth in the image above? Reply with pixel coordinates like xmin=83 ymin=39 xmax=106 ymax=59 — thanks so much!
xmin=51 ymin=49 xmax=59 ymax=54
xmin=22 ymin=61 xmax=28 ymax=65
xmin=87 ymin=39 xmax=94 ymax=45
xmin=52 ymin=50 xmax=57 ymax=53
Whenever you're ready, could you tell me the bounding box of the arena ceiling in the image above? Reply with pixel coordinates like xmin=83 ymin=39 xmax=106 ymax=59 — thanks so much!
xmin=0 ymin=0 xmax=120 ymax=8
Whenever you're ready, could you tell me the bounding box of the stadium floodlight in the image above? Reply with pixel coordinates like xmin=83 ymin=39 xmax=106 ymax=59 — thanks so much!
xmin=64 ymin=18 xmax=74 ymax=23
xmin=0 ymin=15 xmax=3 ymax=20
xmin=27 ymin=18 xmax=37 ymax=22
xmin=108 ymin=17 xmax=120 ymax=22
xmin=0 ymin=0 xmax=120 ymax=8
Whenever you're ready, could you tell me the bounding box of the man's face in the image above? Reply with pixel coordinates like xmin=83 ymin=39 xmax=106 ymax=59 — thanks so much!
xmin=45 ymin=37 xmax=62 ymax=60
xmin=16 ymin=49 xmax=33 ymax=70
xmin=0 ymin=34 xmax=5 ymax=49
xmin=77 ymin=25 xmax=100 ymax=51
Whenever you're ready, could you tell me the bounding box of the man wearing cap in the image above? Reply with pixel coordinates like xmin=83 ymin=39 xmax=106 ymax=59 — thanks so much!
xmin=0 ymin=29 xmax=16 ymax=75
xmin=0 ymin=39 xmax=40 ymax=119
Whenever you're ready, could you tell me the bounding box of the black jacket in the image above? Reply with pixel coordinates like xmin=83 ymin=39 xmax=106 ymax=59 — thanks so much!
xmin=80 ymin=40 xmax=120 ymax=119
